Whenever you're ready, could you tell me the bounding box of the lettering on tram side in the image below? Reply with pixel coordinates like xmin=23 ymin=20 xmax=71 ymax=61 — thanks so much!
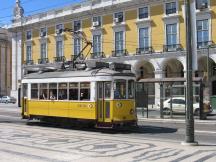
xmin=78 ymin=104 xmax=88 ymax=108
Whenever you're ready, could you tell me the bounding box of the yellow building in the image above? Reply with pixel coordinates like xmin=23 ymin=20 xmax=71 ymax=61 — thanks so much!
xmin=9 ymin=0 xmax=216 ymax=104
xmin=0 ymin=28 xmax=12 ymax=96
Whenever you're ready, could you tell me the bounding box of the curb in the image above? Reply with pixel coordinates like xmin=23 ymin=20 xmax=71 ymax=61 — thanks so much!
xmin=138 ymin=118 xmax=216 ymax=125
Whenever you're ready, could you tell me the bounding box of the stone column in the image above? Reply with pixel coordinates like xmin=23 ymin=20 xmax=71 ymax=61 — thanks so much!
xmin=10 ymin=32 xmax=22 ymax=99
xmin=154 ymin=70 xmax=164 ymax=105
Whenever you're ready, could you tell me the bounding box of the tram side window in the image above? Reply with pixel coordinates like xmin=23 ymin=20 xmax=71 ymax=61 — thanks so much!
xmin=104 ymin=82 xmax=111 ymax=98
xmin=80 ymin=82 xmax=90 ymax=100
xmin=31 ymin=84 xmax=38 ymax=99
xmin=49 ymin=83 xmax=57 ymax=100
xmin=69 ymin=83 xmax=78 ymax=100
xmin=39 ymin=83 xmax=48 ymax=100
xmin=58 ymin=83 xmax=68 ymax=100
xmin=114 ymin=80 xmax=126 ymax=99
xmin=128 ymin=80 xmax=135 ymax=99
xmin=23 ymin=84 xmax=28 ymax=98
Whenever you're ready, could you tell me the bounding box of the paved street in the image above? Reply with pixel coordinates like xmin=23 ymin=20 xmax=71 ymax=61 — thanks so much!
xmin=0 ymin=104 xmax=215 ymax=162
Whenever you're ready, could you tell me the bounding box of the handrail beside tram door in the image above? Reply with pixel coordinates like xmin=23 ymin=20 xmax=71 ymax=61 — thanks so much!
xmin=97 ymin=82 xmax=111 ymax=123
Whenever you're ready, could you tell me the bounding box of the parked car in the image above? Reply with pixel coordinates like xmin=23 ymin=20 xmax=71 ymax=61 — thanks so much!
xmin=1 ymin=96 xmax=17 ymax=104
xmin=157 ymin=97 xmax=212 ymax=115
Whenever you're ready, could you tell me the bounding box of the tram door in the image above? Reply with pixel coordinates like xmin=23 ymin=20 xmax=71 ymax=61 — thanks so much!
xmin=97 ymin=82 xmax=112 ymax=123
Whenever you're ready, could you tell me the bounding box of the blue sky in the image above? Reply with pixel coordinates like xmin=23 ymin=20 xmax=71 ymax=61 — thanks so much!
xmin=0 ymin=0 xmax=82 ymax=26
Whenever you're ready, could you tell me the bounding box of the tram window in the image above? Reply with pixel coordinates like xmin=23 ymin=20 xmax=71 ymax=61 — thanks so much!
xmin=128 ymin=80 xmax=135 ymax=99
xmin=58 ymin=83 xmax=68 ymax=100
xmin=39 ymin=83 xmax=48 ymax=100
xmin=49 ymin=83 xmax=57 ymax=100
xmin=104 ymin=82 xmax=111 ymax=98
xmin=69 ymin=83 xmax=78 ymax=100
xmin=23 ymin=84 xmax=28 ymax=97
xmin=31 ymin=84 xmax=38 ymax=99
xmin=80 ymin=82 xmax=90 ymax=100
xmin=114 ymin=80 xmax=126 ymax=99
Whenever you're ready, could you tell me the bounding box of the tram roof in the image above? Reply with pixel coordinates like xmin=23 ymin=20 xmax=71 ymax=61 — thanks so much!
xmin=23 ymin=68 xmax=135 ymax=79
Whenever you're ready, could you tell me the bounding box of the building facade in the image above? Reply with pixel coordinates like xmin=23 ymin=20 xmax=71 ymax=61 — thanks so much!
xmin=9 ymin=0 xmax=216 ymax=103
xmin=0 ymin=28 xmax=12 ymax=96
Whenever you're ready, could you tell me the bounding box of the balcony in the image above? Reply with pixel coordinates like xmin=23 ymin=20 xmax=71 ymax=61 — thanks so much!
xmin=38 ymin=58 xmax=49 ymax=64
xmin=136 ymin=47 xmax=153 ymax=55
xmin=163 ymin=44 xmax=183 ymax=52
xmin=54 ymin=56 xmax=66 ymax=63
xmin=197 ymin=41 xmax=215 ymax=49
xmin=90 ymin=52 xmax=105 ymax=59
xmin=71 ymin=54 xmax=84 ymax=61
xmin=112 ymin=49 xmax=128 ymax=57
xmin=24 ymin=60 xmax=34 ymax=65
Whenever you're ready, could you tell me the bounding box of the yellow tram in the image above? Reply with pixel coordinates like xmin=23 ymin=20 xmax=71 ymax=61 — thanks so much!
xmin=21 ymin=62 xmax=137 ymax=127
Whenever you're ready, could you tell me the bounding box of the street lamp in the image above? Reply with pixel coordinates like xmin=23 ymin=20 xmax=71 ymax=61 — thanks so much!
xmin=181 ymin=0 xmax=198 ymax=146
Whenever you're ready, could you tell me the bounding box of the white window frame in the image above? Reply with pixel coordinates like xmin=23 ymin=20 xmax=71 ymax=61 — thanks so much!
xmin=92 ymin=16 xmax=102 ymax=28
xmin=74 ymin=20 xmax=82 ymax=31
xmin=40 ymin=40 xmax=47 ymax=59
xmin=93 ymin=34 xmax=102 ymax=54
xmin=26 ymin=30 xmax=32 ymax=41
xmin=113 ymin=11 xmax=125 ymax=24
xmin=164 ymin=0 xmax=178 ymax=16
xmin=196 ymin=19 xmax=210 ymax=47
xmin=74 ymin=37 xmax=82 ymax=56
xmin=55 ymin=36 xmax=64 ymax=57
xmin=138 ymin=27 xmax=150 ymax=49
xmin=138 ymin=6 xmax=150 ymax=20
xmin=114 ymin=31 xmax=124 ymax=52
xmin=55 ymin=23 xmax=64 ymax=36
xmin=165 ymin=23 xmax=178 ymax=47
xmin=163 ymin=17 xmax=180 ymax=47
xmin=40 ymin=27 xmax=47 ymax=38
xmin=26 ymin=43 xmax=32 ymax=61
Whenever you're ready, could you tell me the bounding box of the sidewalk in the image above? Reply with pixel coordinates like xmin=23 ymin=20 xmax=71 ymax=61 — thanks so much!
xmin=138 ymin=115 xmax=216 ymax=125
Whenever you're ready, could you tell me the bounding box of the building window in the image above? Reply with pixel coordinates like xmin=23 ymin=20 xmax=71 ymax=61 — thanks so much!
xmin=40 ymin=27 xmax=47 ymax=37
xmin=26 ymin=31 xmax=32 ymax=40
xmin=56 ymin=40 xmax=63 ymax=57
xmin=40 ymin=42 xmax=47 ymax=58
xmin=197 ymin=19 xmax=209 ymax=48
xmin=93 ymin=16 xmax=101 ymax=27
xmin=139 ymin=7 xmax=149 ymax=19
xmin=26 ymin=45 xmax=32 ymax=61
xmin=93 ymin=35 xmax=101 ymax=54
xmin=139 ymin=27 xmax=149 ymax=49
xmin=166 ymin=23 xmax=177 ymax=50
xmin=114 ymin=12 xmax=124 ymax=23
xmin=196 ymin=0 xmax=208 ymax=9
xmin=165 ymin=2 xmax=177 ymax=15
xmin=74 ymin=38 xmax=81 ymax=56
xmin=74 ymin=20 xmax=81 ymax=31
xmin=115 ymin=31 xmax=124 ymax=52
xmin=56 ymin=24 xmax=63 ymax=35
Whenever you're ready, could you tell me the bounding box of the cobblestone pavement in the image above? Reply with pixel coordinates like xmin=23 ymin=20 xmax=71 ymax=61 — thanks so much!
xmin=0 ymin=122 xmax=215 ymax=162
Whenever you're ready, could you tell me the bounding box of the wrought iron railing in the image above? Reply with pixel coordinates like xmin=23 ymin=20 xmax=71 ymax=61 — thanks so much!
xmin=24 ymin=60 xmax=34 ymax=65
xmin=38 ymin=58 xmax=49 ymax=64
xmin=136 ymin=47 xmax=153 ymax=55
xmin=71 ymin=54 xmax=84 ymax=61
xmin=197 ymin=41 xmax=215 ymax=49
xmin=54 ymin=56 xmax=66 ymax=62
xmin=163 ymin=44 xmax=183 ymax=52
xmin=90 ymin=52 xmax=105 ymax=59
xmin=112 ymin=49 xmax=128 ymax=57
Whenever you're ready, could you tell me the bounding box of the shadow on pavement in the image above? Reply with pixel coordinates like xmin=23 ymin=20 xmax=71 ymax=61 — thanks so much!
xmin=26 ymin=121 xmax=177 ymax=135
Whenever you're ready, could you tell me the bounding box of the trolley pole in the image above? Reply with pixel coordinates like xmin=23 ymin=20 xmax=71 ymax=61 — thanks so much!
xmin=182 ymin=0 xmax=198 ymax=145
